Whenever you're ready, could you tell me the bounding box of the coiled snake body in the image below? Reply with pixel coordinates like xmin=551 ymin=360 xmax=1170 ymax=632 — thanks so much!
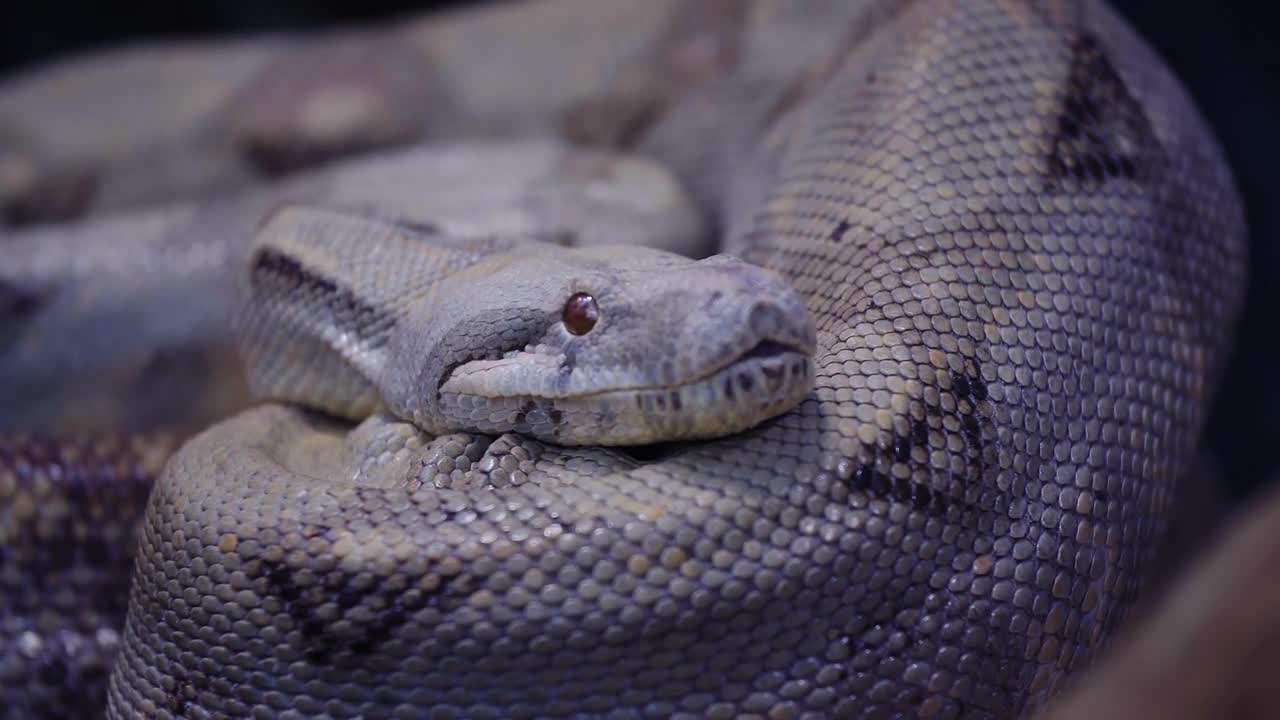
xmin=0 ymin=1 xmax=1245 ymax=718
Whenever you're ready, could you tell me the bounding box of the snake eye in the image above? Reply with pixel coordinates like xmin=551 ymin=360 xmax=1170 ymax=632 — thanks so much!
xmin=562 ymin=292 xmax=599 ymax=335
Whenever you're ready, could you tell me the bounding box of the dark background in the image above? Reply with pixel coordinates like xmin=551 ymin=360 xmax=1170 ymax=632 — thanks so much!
xmin=1 ymin=2 xmax=1275 ymax=501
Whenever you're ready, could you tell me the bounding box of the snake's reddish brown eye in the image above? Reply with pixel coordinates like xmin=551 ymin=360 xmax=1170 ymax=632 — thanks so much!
xmin=562 ymin=292 xmax=599 ymax=335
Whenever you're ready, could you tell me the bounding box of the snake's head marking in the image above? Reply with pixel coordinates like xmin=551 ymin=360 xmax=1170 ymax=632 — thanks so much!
xmin=383 ymin=245 xmax=816 ymax=445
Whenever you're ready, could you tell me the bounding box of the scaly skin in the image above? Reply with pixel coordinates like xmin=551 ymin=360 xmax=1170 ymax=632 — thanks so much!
xmin=0 ymin=0 xmax=1246 ymax=718
xmin=239 ymin=206 xmax=816 ymax=444
xmin=0 ymin=139 xmax=706 ymax=719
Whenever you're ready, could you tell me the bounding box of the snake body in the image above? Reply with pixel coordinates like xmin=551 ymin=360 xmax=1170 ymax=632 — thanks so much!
xmin=0 ymin=1 xmax=1246 ymax=718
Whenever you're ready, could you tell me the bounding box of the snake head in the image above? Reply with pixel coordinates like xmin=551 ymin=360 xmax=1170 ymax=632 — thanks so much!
xmin=383 ymin=244 xmax=816 ymax=445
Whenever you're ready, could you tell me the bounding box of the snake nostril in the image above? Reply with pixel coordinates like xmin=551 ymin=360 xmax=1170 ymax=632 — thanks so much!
xmin=748 ymin=301 xmax=782 ymax=336
xmin=701 ymin=290 xmax=724 ymax=313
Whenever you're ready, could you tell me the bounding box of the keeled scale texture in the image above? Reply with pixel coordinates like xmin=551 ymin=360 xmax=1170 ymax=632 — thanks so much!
xmin=107 ymin=1 xmax=1244 ymax=719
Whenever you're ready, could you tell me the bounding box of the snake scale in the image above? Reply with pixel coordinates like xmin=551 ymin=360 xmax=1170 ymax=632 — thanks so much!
xmin=0 ymin=1 xmax=1246 ymax=718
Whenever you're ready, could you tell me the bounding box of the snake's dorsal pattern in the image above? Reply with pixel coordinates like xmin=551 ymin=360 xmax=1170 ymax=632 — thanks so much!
xmin=240 ymin=206 xmax=534 ymax=418
xmin=0 ymin=0 xmax=1246 ymax=718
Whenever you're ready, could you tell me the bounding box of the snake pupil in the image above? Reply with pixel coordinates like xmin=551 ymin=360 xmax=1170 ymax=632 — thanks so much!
xmin=563 ymin=292 xmax=599 ymax=335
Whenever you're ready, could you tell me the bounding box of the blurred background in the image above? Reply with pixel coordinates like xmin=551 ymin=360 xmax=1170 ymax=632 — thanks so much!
xmin=1 ymin=1 xmax=1275 ymax=502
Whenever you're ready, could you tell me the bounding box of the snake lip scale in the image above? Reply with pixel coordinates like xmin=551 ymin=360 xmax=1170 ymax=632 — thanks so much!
xmin=439 ymin=340 xmax=812 ymax=400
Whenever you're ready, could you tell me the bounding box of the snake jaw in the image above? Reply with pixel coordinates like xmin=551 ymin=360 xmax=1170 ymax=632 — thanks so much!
xmin=434 ymin=336 xmax=814 ymax=445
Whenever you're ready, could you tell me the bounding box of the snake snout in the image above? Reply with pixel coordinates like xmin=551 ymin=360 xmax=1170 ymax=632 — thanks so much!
xmin=745 ymin=293 xmax=816 ymax=352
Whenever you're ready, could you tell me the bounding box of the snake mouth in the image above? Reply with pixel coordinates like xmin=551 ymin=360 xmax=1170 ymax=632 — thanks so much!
xmin=434 ymin=336 xmax=814 ymax=445
xmin=685 ymin=338 xmax=809 ymax=388
xmin=567 ymin=343 xmax=813 ymax=444
xmin=708 ymin=340 xmax=812 ymax=399
xmin=729 ymin=339 xmax=800 ymax=365
xmin=732 ymin=338 xmax=788 ymax=361
xmin=440 ymin=338 xmax=811 ymax=398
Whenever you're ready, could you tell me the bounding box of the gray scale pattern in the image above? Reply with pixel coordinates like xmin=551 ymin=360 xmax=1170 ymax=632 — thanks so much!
xmin=84 ymin=1 xmax=1245 ymax=718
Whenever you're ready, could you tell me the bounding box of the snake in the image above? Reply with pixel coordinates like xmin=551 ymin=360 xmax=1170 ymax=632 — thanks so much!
xmin=0 ymin=1 xmax=1247 ymax=718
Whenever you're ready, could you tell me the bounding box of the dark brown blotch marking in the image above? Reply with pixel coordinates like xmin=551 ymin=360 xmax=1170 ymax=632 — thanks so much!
xmin=1044 ymin=32 xmax=1161 ymax=191
xmin=910 ymin=418 xmax=929 ymax=447
xmin=962 ymin=414 xmax=982 ymax=448
xmin=970 ymin=374 xmax=988 ymax=402
xmin=165 ymin=665 xmax=210 ymax=719
xmin=892 ymin=433 xmax=911 ymax=463
xmin=830 ymin=219 xmax=853 ymax=243
xmin=514 ymin=399 xmax=538 ymax=428
xmin=259 ymin=547 xmax=469 ymax=665
xmin=847 ymin=465 xmax=939 ymax=514
xmin=397 ymin=218 xmax=442 ymax=236
xmin=838 ymin=359 xmax=1004 ymax=520
xmin=251 ymin=247 xmax=390 ymax=346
